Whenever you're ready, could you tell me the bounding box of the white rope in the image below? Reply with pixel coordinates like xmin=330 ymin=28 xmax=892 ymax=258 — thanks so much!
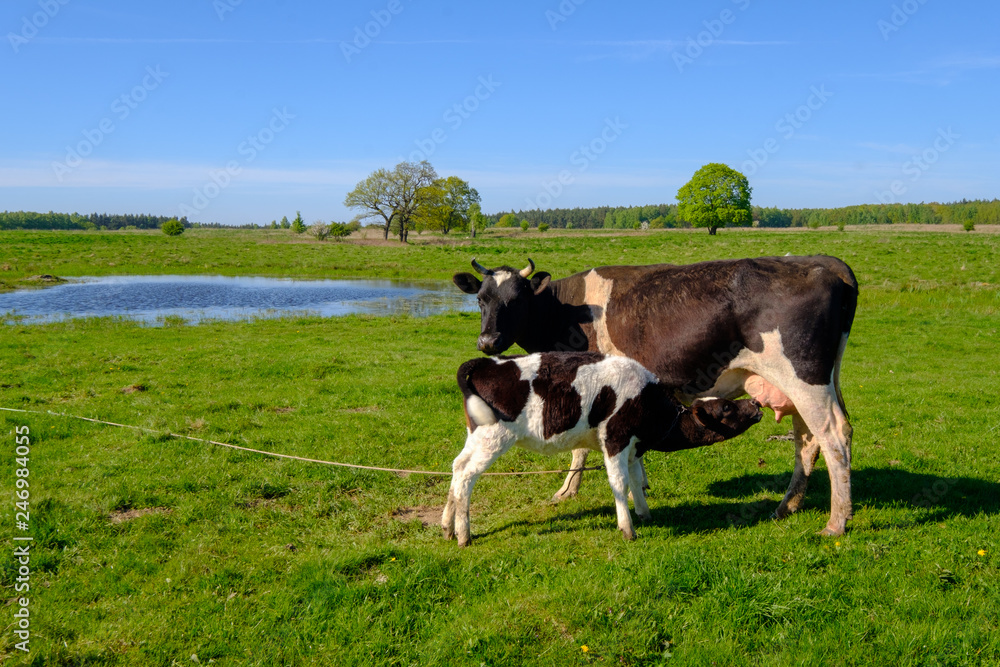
xmin=0 ymin=406 xmax=604 ymax=477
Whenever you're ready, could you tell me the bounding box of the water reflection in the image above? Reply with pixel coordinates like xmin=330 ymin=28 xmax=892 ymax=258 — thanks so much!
xmin=0 ymin=275 xmax=476 ymax=325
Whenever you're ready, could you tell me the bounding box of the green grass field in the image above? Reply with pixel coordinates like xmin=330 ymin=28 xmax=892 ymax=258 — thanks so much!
xmin=1 ymin=228 xmax=999 ymax=665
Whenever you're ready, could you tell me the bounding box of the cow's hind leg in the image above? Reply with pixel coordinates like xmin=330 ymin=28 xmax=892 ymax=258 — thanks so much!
xmin=773 ymin=414 xmax=821 ymax=520
xmin=774 ymin=385 xmax=853 ymax=535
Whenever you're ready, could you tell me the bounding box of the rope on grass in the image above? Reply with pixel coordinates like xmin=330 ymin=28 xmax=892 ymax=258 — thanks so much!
xmin=0 ymin=406 xmax=605 ymax=477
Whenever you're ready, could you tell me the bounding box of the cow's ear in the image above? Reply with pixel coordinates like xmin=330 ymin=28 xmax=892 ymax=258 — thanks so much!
xmin=453 ymin=273 xmax=482 ymax=294
xmin=530 ymin=272 xmax=551 ymax=294
xmin=689 ymin=403 xmax=707 ymax=427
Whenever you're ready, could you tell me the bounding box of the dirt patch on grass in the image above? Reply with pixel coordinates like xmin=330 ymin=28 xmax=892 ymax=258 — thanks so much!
xmin=121 ymin=383 xmax=147 ymax=394
xmin=392 ymin=506 xmax=441 ymax=527
xmin=110 ymin=507 xmax=172 ymax=524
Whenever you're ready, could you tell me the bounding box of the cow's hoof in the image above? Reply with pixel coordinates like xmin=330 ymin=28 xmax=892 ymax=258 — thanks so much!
xmin=442 ymin=528 xmax=454 ymax=540
xmin=772 ymin=505 xmax=795 ymax=521
xmin=818 ymin=525 xmax=845 ymax=537
xmin=551 ymin=490 xmax=577 ymax=503
xmin=457 ymin=538 xmax=471 ymax=547
xmin=621 ymin=528 xmax=636 ymax=541
xmin=636 ymin=511 xmax=652 ymax=523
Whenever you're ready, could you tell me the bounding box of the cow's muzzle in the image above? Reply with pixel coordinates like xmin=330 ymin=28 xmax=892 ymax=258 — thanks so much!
xmin=477 ymin=333 xmax=505 ymax=355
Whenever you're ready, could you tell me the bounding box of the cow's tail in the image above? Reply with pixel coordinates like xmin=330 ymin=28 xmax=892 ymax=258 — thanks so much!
xmin=457 ymin=358 xmax=498 ymax=429
xmin=832 ymin=260 xmax=859 ymax=417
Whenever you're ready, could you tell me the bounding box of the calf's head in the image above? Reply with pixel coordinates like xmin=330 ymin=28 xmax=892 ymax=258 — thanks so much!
xmin=680 ymin=398 xmax=763 ymax=446
xmin=453 ymin=258 xmax=551 ymax=355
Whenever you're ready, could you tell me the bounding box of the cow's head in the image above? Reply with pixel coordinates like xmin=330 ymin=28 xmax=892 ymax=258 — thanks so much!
xmin=687 ymin=398 xmax=763 ymax=443
xmin=453 ymin=258 xmax=551 ymax=354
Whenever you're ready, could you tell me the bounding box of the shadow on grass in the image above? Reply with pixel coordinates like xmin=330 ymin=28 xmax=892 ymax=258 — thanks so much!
xmin=476 ymin=467 xmax=1000 ymax=539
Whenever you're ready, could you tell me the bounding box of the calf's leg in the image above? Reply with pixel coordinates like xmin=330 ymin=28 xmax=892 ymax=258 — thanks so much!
xmin=552 ymin=448 xmax=589 ymax=501
xmin=443 ymin=424 xmax=515 ymax=546
xmin=602 ymin=449 xmax=637 ymax=540
xmin=552 ymin=449 xmax=649 ymax=502
xmin=628 ymin=455 xmax=651 ymax=522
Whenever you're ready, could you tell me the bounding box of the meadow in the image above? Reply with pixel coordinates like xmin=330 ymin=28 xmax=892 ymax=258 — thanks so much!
xmin=1 ymin=227 xmax=999 ymax=665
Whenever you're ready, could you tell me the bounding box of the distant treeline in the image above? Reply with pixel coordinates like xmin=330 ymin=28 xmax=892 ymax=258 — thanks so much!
xmin=5 ymin=198 xmax=999 ymax=231
xmin=488 ymin=199 xmax=1000 ymax=230
xmin=0 ymin=211 xmax=192 ymax=231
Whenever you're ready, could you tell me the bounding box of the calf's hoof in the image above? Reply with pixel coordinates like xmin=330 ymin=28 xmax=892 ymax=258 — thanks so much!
xmin=551 ymin=489 xmax=578 ymax=502
xmin=442 ymin=527 xmax=454 ymax=540
xmin=620 ymin=528 xmax=636 ymax=541
xmin=457 ymin=537 xmax=471 ymax=547
xmin=636 ymin=510 xmax=652 ymax=523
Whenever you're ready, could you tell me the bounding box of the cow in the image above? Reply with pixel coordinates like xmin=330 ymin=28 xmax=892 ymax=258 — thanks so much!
xmin=442 ymin=352 xmax=763 ymax=545
xmin=453 ymin=255 xmax=858 ymax=536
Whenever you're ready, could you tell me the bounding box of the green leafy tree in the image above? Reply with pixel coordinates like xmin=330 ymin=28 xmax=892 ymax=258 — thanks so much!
xmin=280 ymin=216 xmax=290 ymax=229
xmin=520 ymin=220 xmax=530 ymax=231
xmin=676 ymin=163 xmax=752 ymax=235
xmin=161 ymin=218 xmax=184 ymax=236
xmin=291 ymin=211 xmax=306 ymax=234
xmin=419 ymin=176 xmax=481 ymax=235
xmin=496 ymin=213 xmax=518 ymax=228
xmin=344 ymin=161 xmax=438 ymax=242
xmin=468 ymin=202 xmax=486 ymax=238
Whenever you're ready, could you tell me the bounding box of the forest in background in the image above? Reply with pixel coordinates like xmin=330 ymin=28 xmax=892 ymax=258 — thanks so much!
xmin=2 ymin=199 xmax=998 ymax=231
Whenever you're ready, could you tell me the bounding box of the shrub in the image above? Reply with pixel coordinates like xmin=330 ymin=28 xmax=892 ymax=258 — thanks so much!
xmin=520 ymin=220 xmax=529 ymax=232
xmin=538 ymin=223 xmax=550 ymax=233
xmin=964 ymin=219 xmax=975 ymax=232
xmin=161 ymin=219 xmax=184 ymax=236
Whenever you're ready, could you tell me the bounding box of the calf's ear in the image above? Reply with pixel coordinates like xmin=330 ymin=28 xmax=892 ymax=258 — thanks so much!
xmin=689 ymin=404 xmax=707 ymax=428
xmin=530 ymin=272 xmax=551 ymax=294
xmin=453 ymin=273 xmax=482 ymax=294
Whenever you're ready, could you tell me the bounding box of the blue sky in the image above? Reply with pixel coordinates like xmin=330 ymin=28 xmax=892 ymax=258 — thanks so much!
xmin=2 ymin=1 xmax=998 ymax=226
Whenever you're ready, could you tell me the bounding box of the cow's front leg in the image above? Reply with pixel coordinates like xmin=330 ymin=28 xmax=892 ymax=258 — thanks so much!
xmin=603 ymin=450 xmax=636 ymax=541
xmin=552 ymin=448 xmax=589 ymax=501
xmin=628 ymin=455 xmax=651 ymax=522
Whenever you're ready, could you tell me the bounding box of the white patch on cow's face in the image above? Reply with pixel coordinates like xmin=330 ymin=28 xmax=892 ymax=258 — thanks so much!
xmin=583 ymin=270 xmax=626 ymax=357
xmin=491 ymin=270 xmax=516 ymax=289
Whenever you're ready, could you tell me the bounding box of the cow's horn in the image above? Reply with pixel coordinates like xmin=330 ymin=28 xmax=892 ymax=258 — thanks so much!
xmin=519 ymin=259 xmax=535 ymax=278
xmin=471 ymin=258 xmax=492 ymax=276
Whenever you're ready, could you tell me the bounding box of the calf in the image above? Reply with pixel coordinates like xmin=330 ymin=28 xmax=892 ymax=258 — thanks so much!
xmin=442 ymin=352 xmax=763 ymax=546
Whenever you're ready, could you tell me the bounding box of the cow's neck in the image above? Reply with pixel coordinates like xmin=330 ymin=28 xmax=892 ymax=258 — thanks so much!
xmin=517 ymin=278 xmax=596 ymax=354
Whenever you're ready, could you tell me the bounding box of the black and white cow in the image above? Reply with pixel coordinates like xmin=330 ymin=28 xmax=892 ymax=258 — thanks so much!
xmin=454 ymin=256 xmax=858 ymax=535
xmin=442 ymin=352 xmax=763 ymax=546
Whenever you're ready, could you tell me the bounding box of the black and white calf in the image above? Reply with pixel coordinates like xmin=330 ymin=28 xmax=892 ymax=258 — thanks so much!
xmin=442 ymin=352 xmax=763 ymax=545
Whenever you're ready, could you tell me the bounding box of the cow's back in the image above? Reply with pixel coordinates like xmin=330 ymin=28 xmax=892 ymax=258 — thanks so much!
xmin=555 ymin=256 xmax=857 ymax=390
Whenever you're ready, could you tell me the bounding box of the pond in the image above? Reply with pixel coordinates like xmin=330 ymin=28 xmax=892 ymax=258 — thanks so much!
xmin=0 ymin=275 xmax=476 ymax=325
